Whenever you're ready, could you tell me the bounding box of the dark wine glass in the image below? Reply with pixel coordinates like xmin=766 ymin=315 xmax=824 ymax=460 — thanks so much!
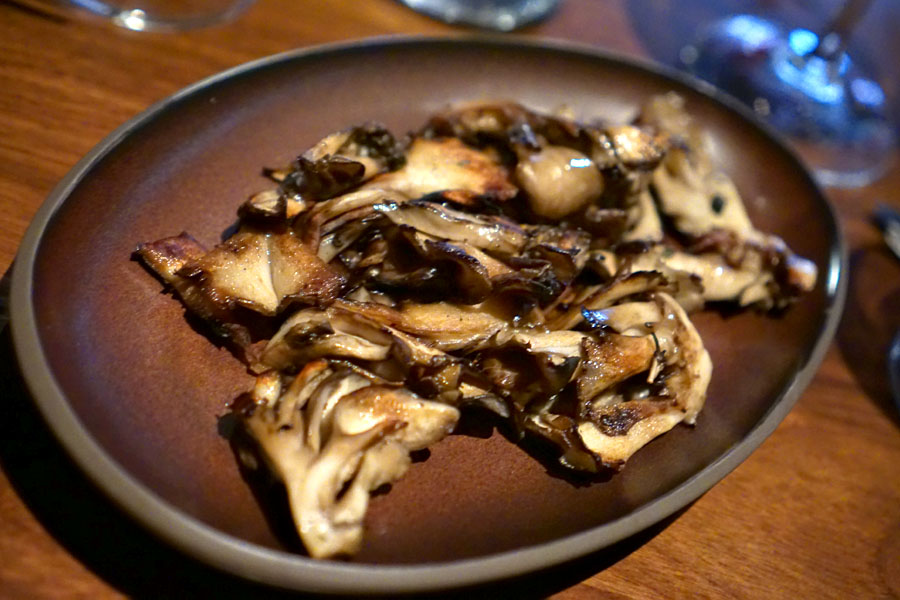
xmin=679 ymin=0 xmax=896 ymax=187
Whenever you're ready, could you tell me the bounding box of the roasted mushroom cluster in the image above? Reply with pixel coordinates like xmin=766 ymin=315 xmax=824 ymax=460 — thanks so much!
xmin=137 ymin=94 xmax=816 ymax=559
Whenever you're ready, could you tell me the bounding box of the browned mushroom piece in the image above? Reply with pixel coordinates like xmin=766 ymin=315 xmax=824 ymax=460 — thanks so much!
xmin=238 ymin=188 xmax=294 ymax=224
xmin=362 ymin=136 xmax=519 ymax=204
xmin=342 ymin=227 xmax=503 ymax=305
xmin=506 ymin=293 xmax=710 ymax=473
xmin=240 ymin=123 xmax=407 ymax=228
xmin=523 ymin=225 xmax=591 ymax=284
xmin=296 ymin=187 xmax=406 ymax=254
xmin=374 ymin=198 xmax=528 ymax=256
xmin=424 ymin=101 xmax=667 ymax=172
xmin=280 ymin=123 xmax=407 ymax=203
xmin=135 ymin=231 xmax=344 ymax=359
xmin=446 ymin=291 xmax=711 ymax=474
xmin=424 ymin=100 xmax=572 ymax=150
xmin=173 ymin=230 xmax=345 ymax=317
xmin=575 ymin=293 xmax=711 ymax=468
xmin=257 ymin=307 xmax=392 ymax=373
xmin=135 ymin=232 xmax=257 ymax=347
xmin=303 ymin=122 xmax=407 ymax=177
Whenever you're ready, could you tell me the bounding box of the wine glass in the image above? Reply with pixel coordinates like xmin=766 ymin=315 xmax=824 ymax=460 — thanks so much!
xmin=63 ymin=0 xmax=256 ymax=31
xmin=678 ymin=0 xmax=897 ymax=187
xmin=396 ymin=0 xmax=559 ymax=32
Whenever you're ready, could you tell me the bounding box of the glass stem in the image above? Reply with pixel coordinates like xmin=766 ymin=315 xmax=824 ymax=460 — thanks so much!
xmin=812 ymin=0 xmax=873 ymax=61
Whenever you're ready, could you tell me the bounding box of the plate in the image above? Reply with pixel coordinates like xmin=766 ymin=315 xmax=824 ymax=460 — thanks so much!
xmin=9 ymin=36 xmax=845 ymax=595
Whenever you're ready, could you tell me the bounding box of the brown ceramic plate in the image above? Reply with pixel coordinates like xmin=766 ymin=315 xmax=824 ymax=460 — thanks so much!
xmin=9 ymin=37 xmax=845 ymax=595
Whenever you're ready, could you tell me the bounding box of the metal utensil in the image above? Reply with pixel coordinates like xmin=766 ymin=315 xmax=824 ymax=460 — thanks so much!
xmin=874 ymin=205 xmax=900 ymax=261
xmin=889 ymin=331 xmax=900 ymax=414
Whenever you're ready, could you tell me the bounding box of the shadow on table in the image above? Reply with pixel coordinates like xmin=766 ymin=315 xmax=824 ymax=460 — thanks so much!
xmin=835 ymin=244 xmax=900 ymax=428
xmin=0 ymin=328 xmax=679 ymax=599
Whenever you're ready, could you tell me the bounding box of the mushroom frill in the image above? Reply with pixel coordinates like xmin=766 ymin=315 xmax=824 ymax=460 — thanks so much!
xmin=136 ymin=95 xmax=816 ymax=559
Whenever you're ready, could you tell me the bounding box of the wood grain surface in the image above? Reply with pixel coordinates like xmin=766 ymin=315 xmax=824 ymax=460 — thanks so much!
xmin=1 ymin=0 xmax=899 ymax=598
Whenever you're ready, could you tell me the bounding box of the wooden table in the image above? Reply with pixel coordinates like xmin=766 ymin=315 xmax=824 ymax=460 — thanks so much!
xmin=1 ymin=1 xmax=899 ymax=597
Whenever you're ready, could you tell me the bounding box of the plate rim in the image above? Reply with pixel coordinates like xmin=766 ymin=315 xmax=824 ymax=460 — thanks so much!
xmin=9 ymin=34 xmax=848 ymax=594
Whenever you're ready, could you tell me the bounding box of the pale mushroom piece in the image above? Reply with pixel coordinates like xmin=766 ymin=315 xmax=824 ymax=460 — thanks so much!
xmin=646 ymin=248 xmax=767 ymax=304
xmin=304 ymin=371 xmax=376 ymax=453
xmin=515 ymin=145 xmax=604 ymax=219
xmin=651 ymin=157 xmax=762 ymax=242
xmin=576 ymin=411 xmax=686 ymax=466
xmin=636 ymin=92 xmax=709 ymax=169
xmin=638 ymin=93 xmax=782 ymax=251
xmin=237 ymin=363 xmax=460 ymax=559
xmin=627 ymin=241 xmax=816 ymax=310
xmin=603 ymin=125 xmax=668 ymax=170
xmin=505 ymin=329 xmax=589 ymax=358
xmin=293 ymin=424 xmax=407 ymax=558
xmin=621 ymin=186 xmax=664 ymax=242
xmin=333 ymin=386 xmax=459 ymax=449
xmin=579 ymin=301 xmax=660 ymax=337
xmin=783 ymin=252 xmax=818 ymax=294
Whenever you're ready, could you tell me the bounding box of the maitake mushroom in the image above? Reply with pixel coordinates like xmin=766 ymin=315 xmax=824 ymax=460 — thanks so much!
xmin=137 ymin=95 xmax=816 ymax=558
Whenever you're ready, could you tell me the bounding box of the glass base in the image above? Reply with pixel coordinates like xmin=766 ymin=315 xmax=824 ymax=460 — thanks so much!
xmin=397 ymin=0 xmax=559 ymax=32
xmin=794 ymin=134 xmax=895 ymax=188
xmin=68 ymin=0 xmax=255 ymax=31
